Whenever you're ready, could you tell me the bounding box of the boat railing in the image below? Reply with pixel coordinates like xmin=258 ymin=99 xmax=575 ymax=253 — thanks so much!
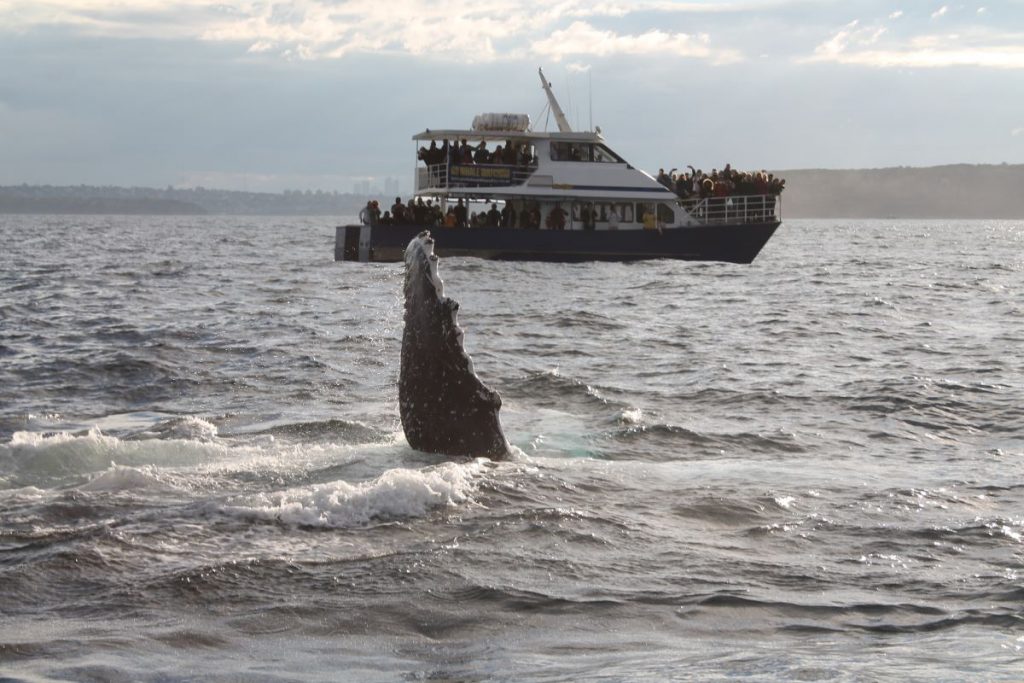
xmin=679 ymin=194 xmax=782 ymax=225
xmin=416 ymin=163 xmax=536 ymax=192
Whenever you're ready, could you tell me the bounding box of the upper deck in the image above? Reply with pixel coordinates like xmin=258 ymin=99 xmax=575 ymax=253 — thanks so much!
xmin=412 ymin=126 xmax=675 ymax=201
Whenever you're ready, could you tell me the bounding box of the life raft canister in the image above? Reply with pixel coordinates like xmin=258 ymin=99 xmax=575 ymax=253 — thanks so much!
xmin=471 ymin=113 xmax=531 ymax=132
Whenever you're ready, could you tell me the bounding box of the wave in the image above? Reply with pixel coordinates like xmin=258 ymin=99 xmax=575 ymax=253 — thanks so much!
xmin=503 ymin=369 xmax=615 ymax=408
xmin=78 ymin=464 xmax=180 ymax=494
xmin=604 ymin=419 xmax=806 ymax=459
xmin=0 ymin=426 xmax=233 ymax=485
xmin=129 ymin=415 xmax=220 ymax=442
xmin=840 ymin=376 xmax=1022 ymax=433
xmin=0 ymin=412 xmax=402 ymax=488
xmin=3 ymin=351 xmax=208 ymax=409
xmin=216 ymin=459 xmax=489 ymax=528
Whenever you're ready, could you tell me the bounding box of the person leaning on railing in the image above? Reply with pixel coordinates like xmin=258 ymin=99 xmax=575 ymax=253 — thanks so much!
xmin=417 ymin=140 xmax=448 ymax=167
xmin=359 ymin=200 xmax=380 ymax=226
xmin=473 ymin=142 xmax=490 ymax=164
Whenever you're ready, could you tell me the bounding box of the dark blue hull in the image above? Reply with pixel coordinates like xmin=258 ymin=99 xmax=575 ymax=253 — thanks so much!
xmin=335 ymin=221 xmax=781 ymax=264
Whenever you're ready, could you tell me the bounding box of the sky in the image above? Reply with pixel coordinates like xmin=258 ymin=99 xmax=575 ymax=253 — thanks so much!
xmin=1 ymin=0 xmax=1023 ymax=193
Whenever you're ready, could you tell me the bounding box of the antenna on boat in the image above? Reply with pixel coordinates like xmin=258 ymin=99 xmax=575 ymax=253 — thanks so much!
xmin=538 ymin=67 xmax=572 ymax=133
xmin=588 ymin=69 xmax=593 ymax=132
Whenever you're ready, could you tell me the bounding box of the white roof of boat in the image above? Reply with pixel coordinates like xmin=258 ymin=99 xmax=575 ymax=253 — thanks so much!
xmin=413 ymin=129 xmax=604 ymax=143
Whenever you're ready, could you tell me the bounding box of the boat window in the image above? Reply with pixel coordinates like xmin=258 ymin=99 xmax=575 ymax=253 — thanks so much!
xmin=599 ymin=203 xmax=629 ymax=222
xmin=521 ymin=144 xmax=537 ymax=166
xmin=657 ymin=203 xmax=675 ymax=224
xmin=549 ymin=142 xmax=622 ymax=163
xmin=550 ymin=142 xmax=580 ymax=161
xmin=637 ymin=203 xmax=657 ymax=227
xmin=592 ymin=145 xmax=624 ymax=163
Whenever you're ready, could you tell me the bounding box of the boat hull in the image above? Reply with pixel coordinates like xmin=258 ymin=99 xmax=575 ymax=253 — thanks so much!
xmin=335 ymin=222 xmax=781 ymax=264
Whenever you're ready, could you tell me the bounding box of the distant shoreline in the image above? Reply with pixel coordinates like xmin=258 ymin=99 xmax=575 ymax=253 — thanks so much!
xmin=0 ymin=197 xmax=208 ymax=215
xmin=774 ymin=164 xmax=1024 ymax=220
xmin=3 ymin=163 xmax=1023 ymax=219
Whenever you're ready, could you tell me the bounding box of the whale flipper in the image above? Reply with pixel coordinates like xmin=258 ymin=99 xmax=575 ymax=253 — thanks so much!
xmin=399 ymin=232 xmax=510 ymax=459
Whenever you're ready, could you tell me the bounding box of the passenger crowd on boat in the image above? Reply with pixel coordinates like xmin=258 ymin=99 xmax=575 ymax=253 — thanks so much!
xmin=361 ymin=197 xmax=553 ymax=229
xmin=655 ymin=164 xmax=786 ymax=200
xmin=417 ymin=139 xmax=538 ymax=167
xmin=360 ymin=197 xmax=445 ymax=227
xmin=357 ymin=162 xmax=783 ymax=230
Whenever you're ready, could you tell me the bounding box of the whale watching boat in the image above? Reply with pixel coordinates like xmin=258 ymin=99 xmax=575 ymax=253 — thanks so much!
xmin=335 ymin=69 xmax=782 ymax=263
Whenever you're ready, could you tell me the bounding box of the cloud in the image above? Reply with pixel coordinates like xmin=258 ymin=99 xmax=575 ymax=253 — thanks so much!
xmin=530 ymin=20 xmax=742 ymax=64
xmin=803 ymin=12 xmax=1024 ymax=70
xmin=246 ymin=40 xmax=275 ymax=54
xmin=42 ymin=1 xmax=1024 ymax=71
xmin=836 ymin=43 xmax=1024 ymax=69
xmin=0 ymin=0 xmax=748 ymax=64
xmin=807 ymin=19 xmax=887 ymax=61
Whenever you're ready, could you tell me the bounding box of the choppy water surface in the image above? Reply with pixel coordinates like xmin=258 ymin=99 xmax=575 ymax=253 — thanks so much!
xmin=1 ymin=215 xmax=1022 ymax=681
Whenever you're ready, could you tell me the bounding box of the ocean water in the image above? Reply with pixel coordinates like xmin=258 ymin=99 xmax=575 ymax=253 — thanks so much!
xmin=0 ymin=215 xmax=1022 ymax=682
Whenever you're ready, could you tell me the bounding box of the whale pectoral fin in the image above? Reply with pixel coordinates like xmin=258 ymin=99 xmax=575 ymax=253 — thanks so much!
xmin=398 ymin=232 xmax=510 ymax=459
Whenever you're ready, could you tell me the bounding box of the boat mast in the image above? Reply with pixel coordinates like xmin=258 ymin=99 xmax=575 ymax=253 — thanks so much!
xmin=538 ymin=67 xmax=572 ymax=133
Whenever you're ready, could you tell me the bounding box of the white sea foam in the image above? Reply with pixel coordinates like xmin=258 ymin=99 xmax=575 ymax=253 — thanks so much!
xmin=997 ymin=522 xmax=1022 ymax=543
xmin=2 ymin=426 xmax=231 ymax=478
xmin=619 ymin=407 xmax=643 ymax=424
xmin=0 ymin=421 xmax=406 ymax=498
xmin=774 ymin=495 xmax=796 ymax=509
xmin=219 ymin=459 xmax=488 ymax=528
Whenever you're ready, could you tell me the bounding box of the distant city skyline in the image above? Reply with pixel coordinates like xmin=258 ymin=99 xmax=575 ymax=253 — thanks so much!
xmin=352 ymin=177 xmax=401 ymax=197
xmin=2 ymin=1 xmax=1022 ymax=192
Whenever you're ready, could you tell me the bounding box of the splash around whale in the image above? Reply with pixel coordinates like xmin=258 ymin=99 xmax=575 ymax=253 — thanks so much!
xmin=399 ymin=232 xmax=510 ymax=459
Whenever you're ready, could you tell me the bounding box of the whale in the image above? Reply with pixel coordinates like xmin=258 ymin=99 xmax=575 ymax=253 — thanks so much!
xmin=399 ymin=232 xmax=510 ymax=459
